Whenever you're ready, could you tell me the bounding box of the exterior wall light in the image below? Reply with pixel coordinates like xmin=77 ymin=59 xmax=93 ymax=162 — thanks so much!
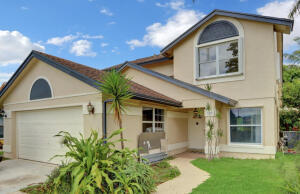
xmin=87 ymin=102 xmax=95 ymax=114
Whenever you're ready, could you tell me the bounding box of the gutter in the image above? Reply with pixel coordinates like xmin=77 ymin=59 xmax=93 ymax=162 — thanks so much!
xmin=102 ymin=99 xmax=112 ymax=140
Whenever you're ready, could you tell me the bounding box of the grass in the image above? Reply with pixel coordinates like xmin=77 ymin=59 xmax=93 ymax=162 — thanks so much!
xmin=152 ymin=160 xmax=181 ymax=185
xmin=191 ymin=153 xmax=300 ymax=194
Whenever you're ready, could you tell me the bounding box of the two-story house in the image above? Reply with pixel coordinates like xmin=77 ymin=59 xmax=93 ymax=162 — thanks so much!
xmin=0 ymin=10 xmax=293 ymax=163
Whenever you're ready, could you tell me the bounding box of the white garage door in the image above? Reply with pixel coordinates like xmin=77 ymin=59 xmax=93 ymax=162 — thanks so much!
xmin=17 ymin=106 xmax=83 ymax=164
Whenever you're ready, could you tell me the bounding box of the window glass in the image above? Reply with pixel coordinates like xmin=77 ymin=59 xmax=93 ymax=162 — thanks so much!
xmin=199 ymin=46 xmax=216 ymax=63
xmin=230 ymin=108 xmax=261 ymax=125
xmin=230 ymin=126 xmax=261 ymax=144
xmin=198 ymin=40 xmax=239 ymax=78
xmin=230 ymin=108 xmax=262 ymax=144
xmin=143 ymin=123 xmax=153 ymax=133
xmin=142 ymin=108 xmax=164 ymax=133
xmin=219 ymin=41 xmax=238 ymax=74
xmin=142 ymin=107 xmax=153 ymax=121
xmin=155 ymin=123 xmax=164 ymax=132
xmin=199 ymin=61 xmax=217 ymax=77
xmin=155 ymin=109 xmax=164 ymax=122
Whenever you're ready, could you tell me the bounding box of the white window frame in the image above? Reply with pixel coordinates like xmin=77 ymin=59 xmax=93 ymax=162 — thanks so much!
xmin=142 ymin=107 xmax=164 ymax=133
xmin=228 ymin=107 xmax=263 ymax=146
xmin=196 ymin=36 xmax=243 ymax=80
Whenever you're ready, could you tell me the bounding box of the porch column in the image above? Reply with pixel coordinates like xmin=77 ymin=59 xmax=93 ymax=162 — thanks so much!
xmin=204 ymin=101 xmax=220 ymax=158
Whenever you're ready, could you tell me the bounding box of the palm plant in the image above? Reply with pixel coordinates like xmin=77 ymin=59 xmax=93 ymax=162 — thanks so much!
xmin=284 ymin=37 xmax=300 ymax=64
xmin=289 ymin=0 xmax=300 ymax=19
xmin=99 ymin=70 xmax=133 ymax=149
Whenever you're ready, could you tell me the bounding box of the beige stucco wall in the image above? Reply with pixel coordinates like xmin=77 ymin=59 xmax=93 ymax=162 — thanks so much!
xmin=1 ymin=59 xmax=102 ymax=158
xmin=173 ymin=16 xmax=277 ymax=100
xmin=188 ymin=111 xmax=205 ymax=150
xmin=142 ymin=60 xmax=174 ymax=77
xmin=165 ymin=111 xmax=189 ymax=155
xmin=123 ymin=67 xmax=211 ymax=108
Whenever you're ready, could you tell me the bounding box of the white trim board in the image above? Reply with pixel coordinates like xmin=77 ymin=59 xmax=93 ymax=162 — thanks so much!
xmin=220 ymin=144 xmax=276 ymax=155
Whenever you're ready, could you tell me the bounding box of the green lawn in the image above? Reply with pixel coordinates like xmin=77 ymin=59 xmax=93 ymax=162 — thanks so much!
xmin=191 ymin=153 xmax=300 ymax=194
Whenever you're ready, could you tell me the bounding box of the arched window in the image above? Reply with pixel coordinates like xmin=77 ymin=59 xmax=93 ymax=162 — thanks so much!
xmin=196 ymin=20 xmax=242 ymax=79
xmin=30 ymin=78 xmax=52 ymax=100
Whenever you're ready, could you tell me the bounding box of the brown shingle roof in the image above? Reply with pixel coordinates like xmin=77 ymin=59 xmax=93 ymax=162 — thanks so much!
xmin=102 ymin=54 xmax=171 ymax=71
xmin=35 ymin=51 xmax=181 ymax=106
xmin=0 ymin=82 xmax=6 ymax=92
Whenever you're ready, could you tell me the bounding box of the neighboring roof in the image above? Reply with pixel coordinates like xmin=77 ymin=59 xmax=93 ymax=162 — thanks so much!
xmin=102 ymin=54 xmax=172 ymax=71
xmin=0 ymin=82 xmax=6 ymax=92
xmin=0 ymin=51 xmax=181 ymax=107
xmin=119 ymin=62 xmax=238 ymax=106
xmin=161 ymin=9 xmax=294 ymax=54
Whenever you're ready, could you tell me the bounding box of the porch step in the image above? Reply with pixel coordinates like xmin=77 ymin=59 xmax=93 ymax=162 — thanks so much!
xmin=142 ymin=152 xmax=168 ymax=164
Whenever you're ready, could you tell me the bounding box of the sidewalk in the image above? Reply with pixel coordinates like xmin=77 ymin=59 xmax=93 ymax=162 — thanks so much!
xmin=155 ymin=152 xmax=210 ymax=194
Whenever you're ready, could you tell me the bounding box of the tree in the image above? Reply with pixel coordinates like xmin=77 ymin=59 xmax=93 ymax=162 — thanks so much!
xmin=289 ymin=0 xmax=300 ymax=19
xmin=99 ymin=70 xmax=133 ymax=149
xmin=282 ymin=65 xmax=300 ymax=108
xmin=284 ymin=37 xmax=300 ymax=64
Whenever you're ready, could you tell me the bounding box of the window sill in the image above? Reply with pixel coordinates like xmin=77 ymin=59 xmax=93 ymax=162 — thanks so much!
xmin=228 ymin=143 xmax=264 ymax=149
xmin=196 ymin=72 xmax=243 ymax=81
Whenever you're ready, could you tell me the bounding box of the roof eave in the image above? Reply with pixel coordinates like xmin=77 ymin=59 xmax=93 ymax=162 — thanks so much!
xmin=160 ymin=9 xmax=294 ymax=54
xmin=122 ymin=62 xmax=237 ymax=106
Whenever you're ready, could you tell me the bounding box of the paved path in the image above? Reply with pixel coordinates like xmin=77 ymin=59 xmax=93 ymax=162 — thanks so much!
xmin=0 ymin=159 xmax=56 ymax=194
xmin=155 ymin=152 xmax=210 ymax=194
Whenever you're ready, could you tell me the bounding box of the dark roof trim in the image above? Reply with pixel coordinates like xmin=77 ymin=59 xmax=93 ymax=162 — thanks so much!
xmin=0 ymin=51 xmax=181 ymax=107
xmin=132 ymin=93 xmax=182 ymax=107
xmin=119 ymin=62 xmax=237 ymax=106
xmin=161 ymin=9 xmax=294 ymax=54
xmin=136 ymin=56 xmax=172 ymax=66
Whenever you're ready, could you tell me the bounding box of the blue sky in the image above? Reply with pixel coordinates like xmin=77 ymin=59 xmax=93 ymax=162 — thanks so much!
xmin=0 ymin=0 xmax=298 ymax=84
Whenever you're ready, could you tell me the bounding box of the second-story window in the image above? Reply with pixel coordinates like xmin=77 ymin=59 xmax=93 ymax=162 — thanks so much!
xmin=197 ymin=20 xmax=242 ymax=79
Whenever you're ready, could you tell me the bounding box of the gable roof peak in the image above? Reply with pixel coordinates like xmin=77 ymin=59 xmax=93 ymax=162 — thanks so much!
xmin=160 ymin=9 xmax=294 ymax=54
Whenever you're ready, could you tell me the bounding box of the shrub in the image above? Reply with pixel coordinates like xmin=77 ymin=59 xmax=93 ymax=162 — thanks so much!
xmin=280 ymin=109 xmax=300 ymax=131
xmin=156 ymin=160 xmax=171 ymax=168
xmin=49 ymin=129 xmax=156 ymax=194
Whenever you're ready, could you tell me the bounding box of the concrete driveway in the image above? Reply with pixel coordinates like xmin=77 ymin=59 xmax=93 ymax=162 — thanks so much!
xmin=0 ymin=159 xmax=56 ymax=194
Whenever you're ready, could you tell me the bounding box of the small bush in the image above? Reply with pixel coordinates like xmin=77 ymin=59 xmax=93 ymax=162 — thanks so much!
xmin=156 ymin=160 xmax=171 ymax=168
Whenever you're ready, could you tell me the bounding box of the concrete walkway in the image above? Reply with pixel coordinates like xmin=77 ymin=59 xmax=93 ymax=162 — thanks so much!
xmin=0 ymin=159 xmax=56 ymax=194
xmin=155 ymin=152 xmax=210 ymax=194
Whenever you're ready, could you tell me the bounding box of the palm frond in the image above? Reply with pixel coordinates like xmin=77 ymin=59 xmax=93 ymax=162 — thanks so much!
xmin=289 ymin=0 xmax=300 ymax=19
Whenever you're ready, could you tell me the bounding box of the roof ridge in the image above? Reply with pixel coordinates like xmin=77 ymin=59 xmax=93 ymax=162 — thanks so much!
xmin=33 ymin=50 xmax=103 ymax=73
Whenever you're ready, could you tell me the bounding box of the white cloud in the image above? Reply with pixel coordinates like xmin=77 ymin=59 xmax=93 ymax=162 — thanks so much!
xmin=126 ymin=7 xmax=204 ymax=49
xmin=70 ymin=40 xmax=96 ymax=57
xmin=47 ymin=33 xmax=103 ymax=46
xmin=100 ymin=8 xmax=113 ymax=16
xmin=0 ymin=72 xmax=13 ymax=84
xmin=108 ymin=21 xmax=116 ymax=25
xmin=257 ymin=0 xmax=298 ymax=50
xmin=47 ymin=34 xmax=78 ymax=46
xmin=82 ymin=34 xmax=103 ymax=39
xmin=0 ymin=30 xmax=44 ymax=66
xmin=155 ymin=0 xmax=184 ymax=10
xmin=101 ymin=43 xmax=108 ymax=47
xmin=21 ymin=6 xmax=28 ymax=10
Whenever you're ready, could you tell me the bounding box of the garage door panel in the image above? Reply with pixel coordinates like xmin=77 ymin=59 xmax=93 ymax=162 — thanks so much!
xmin=17 ymin=106 xmax=83 ymax=164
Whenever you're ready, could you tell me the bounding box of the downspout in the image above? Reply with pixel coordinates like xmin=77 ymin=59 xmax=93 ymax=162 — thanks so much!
xmin=102 ymin=99 xmax=112 ymax=140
